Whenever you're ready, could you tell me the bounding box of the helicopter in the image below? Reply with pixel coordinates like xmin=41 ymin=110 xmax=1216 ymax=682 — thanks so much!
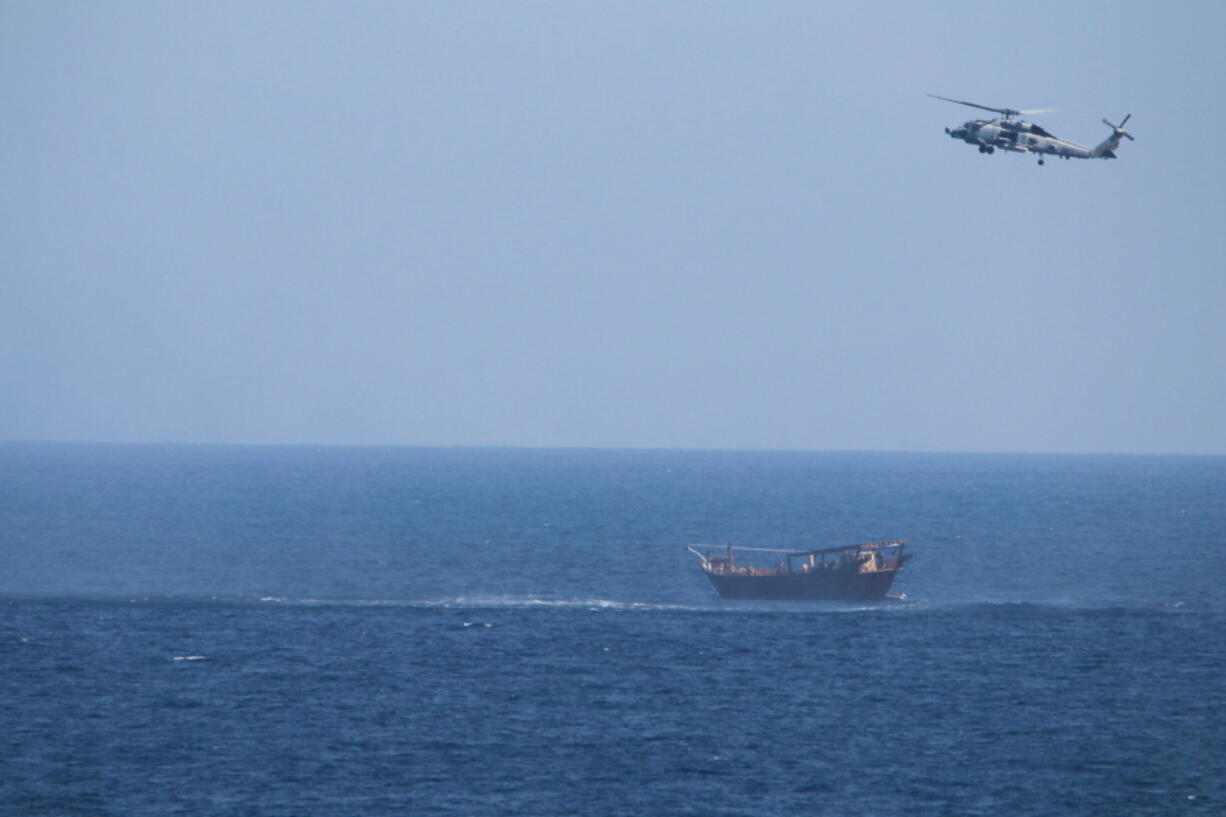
xmin=930 ymin=94 xmax=1133 ymax=166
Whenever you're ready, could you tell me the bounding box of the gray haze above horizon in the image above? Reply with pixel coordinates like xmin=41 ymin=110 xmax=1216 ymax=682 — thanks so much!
xmin=4 ymin=1 xmax=1225 ymax=455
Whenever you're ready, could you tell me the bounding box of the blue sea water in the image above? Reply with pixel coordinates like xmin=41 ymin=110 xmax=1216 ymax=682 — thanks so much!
xmin=2 ymin=444 xmax=1223 ymax=816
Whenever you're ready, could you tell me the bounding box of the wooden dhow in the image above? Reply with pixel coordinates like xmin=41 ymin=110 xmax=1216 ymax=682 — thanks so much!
xmin=689 ymin=540 xmax=911 ymax=601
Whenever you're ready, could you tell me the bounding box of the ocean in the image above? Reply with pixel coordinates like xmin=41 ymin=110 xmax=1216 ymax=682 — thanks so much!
xmin=2 ymin=443 xmax=1223 ymax=816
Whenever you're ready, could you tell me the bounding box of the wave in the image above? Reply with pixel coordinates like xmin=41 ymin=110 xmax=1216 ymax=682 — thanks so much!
xmin=1 ymin=591 xmax=918 ymax=615
xmin=875 ymin=596 xmax=1202 ymax=617
xmin=3 ymin=592 xmax=1205 ymax=617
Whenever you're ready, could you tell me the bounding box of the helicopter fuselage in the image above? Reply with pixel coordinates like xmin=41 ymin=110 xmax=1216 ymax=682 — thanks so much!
xmin=946 ymin=117 xmax=1111 ymax=161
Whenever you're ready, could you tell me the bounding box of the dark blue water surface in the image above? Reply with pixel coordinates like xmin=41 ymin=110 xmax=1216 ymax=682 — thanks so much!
xmin=2 ymin=444 xmax=1224 ymax=815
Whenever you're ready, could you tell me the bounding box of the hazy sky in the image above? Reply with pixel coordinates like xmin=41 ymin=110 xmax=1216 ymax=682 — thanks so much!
xmin=3 ymin=1 xmax=1224 ymax=454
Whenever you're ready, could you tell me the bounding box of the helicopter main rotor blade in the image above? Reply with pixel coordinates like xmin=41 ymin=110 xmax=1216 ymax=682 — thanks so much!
xmin=928 ymin=94 xmax=1018 ymax=117
xmin=929 ymin=95 xmax=1055 ymax=120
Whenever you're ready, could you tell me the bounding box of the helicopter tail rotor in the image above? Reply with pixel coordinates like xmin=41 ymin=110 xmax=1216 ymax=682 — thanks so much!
xmin=1093 ymin=115 xmax=1135 ymax=158
xmin=1103 ymin=114 xmax=1135 ymax=141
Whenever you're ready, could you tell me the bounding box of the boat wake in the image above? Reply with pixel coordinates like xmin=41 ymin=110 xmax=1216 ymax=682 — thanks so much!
xmin=258 ymin=593 xmax=717 ymax=613
xmin=255 ymin=593 xmax=934 ymax=614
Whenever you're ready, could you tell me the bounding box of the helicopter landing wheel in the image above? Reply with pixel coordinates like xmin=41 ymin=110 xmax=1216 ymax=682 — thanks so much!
xmin=1038 ymin=158 xmax=1045 ymax=166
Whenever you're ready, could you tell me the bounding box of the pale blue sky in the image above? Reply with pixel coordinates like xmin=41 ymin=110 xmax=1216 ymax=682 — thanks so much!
xmin=3 ymin=1 xmax=1224 ymax=453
